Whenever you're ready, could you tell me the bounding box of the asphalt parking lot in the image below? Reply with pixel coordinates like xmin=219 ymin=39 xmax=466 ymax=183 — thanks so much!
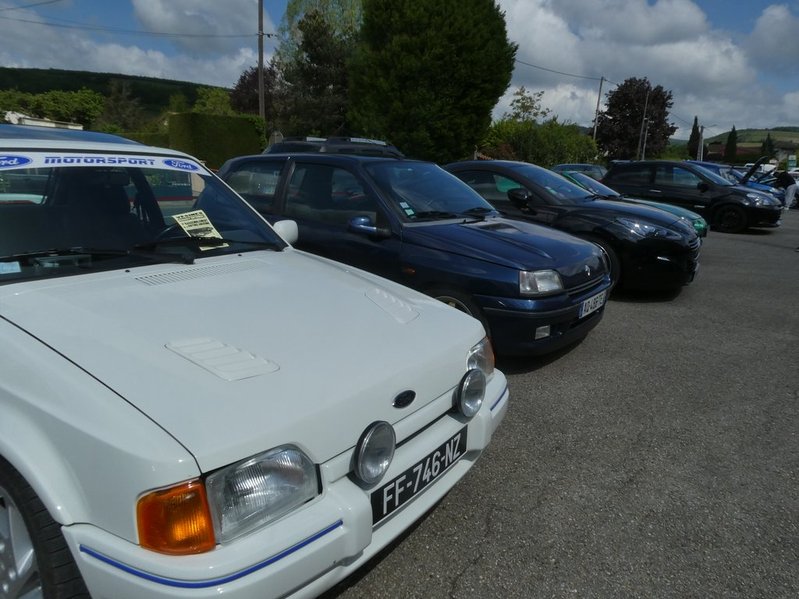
xmin=328 ymin=211 xmax=799 ymax=598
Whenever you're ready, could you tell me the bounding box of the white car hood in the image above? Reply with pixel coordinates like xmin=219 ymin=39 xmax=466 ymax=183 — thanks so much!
xmin=0 ymin=250 xmax=482 ymax=472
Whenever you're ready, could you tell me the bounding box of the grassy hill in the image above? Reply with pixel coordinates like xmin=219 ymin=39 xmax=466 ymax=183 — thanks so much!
xmin=705 ymin=128 xmax=799 ymax=144
xmin=0 ymin=67 xmax=225 ymax=117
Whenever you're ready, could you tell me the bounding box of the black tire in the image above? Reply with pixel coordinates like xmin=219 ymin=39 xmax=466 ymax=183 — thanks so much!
xmin=713 ymin=204 xmax=748 ymax=233
xmin=428 ymin=288 xmax=491 ymax=337
xmin=584 ymin=237 xmax=621 ymax=288
xmin=0 ymin=458 xmax=90 ymax=598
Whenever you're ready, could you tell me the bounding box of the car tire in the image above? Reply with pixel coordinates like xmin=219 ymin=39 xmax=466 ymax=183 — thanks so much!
xmin=584 ymin=237 xmax=621 ymax=288
xmin=0 ymin=458 xmax=90 ymax=598
xmin=713 ymin=205 xmax=748 ymax=233
xmin=428 ymin=288 xmax=491 ymax=336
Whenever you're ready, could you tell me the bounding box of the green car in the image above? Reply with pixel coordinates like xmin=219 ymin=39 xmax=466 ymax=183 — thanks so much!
xmin=561 ymin=170 xmax=709 ymax=238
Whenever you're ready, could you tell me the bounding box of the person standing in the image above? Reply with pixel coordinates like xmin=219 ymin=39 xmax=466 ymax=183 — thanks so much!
xmin=773 ymin=170 xmax=797 ymax=209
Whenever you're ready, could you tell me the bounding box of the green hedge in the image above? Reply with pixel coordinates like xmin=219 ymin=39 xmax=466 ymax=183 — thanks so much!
xmin=168 ymin=113 xmax=265 ymax=169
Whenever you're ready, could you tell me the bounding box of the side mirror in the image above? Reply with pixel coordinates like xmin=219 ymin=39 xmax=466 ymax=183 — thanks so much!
xmin=507 ymin=187 xmax=531 ymax=210
xmin=272 ymin=219 xmax=298 ymax=244
xmin=697 ymin=182 xmax=709 ymax=193
xmin=348 ymin=215 xmax=391 ymax=239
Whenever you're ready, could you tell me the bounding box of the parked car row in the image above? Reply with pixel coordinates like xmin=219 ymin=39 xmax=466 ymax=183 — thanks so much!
xmin=0 ymin=125 xmax=508 ymax=599
xmin=1 ymin=124 xmax=780 ymax=599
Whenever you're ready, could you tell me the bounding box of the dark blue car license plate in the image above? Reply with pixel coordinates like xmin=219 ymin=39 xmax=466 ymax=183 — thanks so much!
xmin=371 ymin=427 xmax=467 ymax=524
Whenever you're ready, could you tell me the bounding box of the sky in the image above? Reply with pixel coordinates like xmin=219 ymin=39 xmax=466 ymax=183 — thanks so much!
xmin=1 ymin=0 xmax=799 ymax=140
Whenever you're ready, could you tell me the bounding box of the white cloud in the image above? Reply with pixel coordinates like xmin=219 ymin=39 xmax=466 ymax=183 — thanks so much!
xmin=746 ymin=4 xmax=799 ymax=73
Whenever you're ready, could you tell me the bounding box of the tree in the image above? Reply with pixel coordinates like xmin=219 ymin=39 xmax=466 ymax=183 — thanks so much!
xmin=594 ymin=77 xmax=677 ymax=160
xmin=193 ymin=87 xmax=236 ymax=116
xmin=230 ymin=62 xmax=279 ymax=118
xmin=503 ymin=86 xmax=550 ymax=123
xmin=687 ymin=116 xmax=700 ymax=160
xmin=275 ymin=9 xmax=353 ymax=135
xmin=724 ymin=126 xmax=738 ymax=163
xmin=348 ymin=0 xmax=517 ymax=162
xmin=760 ymin=132 xmax=776 ymax=159
xmin=94 ymin=80 xmax=147 ymax=132
xmin=481 ymin=117 xmax=598 ymax=165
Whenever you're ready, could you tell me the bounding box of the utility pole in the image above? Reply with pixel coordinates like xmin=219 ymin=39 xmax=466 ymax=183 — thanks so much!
xmin=636 ymin=88 xmax=650 ymax=160
xmin=697 ymin=125 xmax=705 ymax=161
xmin=592 ymin=76 xmax=604 ymax=141
xmin=258 ymin=0 xmax=265 ymax=122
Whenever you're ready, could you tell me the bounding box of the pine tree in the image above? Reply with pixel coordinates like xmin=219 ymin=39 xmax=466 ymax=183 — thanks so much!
xmin=687 ymin=116 xmax=700 ymax=159
xmin=348 ymin=0 xmax=517 ymax=162
xmin=723 ymin=126 xmax=738 ymax=163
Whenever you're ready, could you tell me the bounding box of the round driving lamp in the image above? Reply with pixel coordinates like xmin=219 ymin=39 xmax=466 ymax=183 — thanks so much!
xmin=354 ymin=421 xmax=396 ymax=485
xmin=456 ymin=369 xmax=486 ymax=418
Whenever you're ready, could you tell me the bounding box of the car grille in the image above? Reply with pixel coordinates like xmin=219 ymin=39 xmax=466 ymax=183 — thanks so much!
xmin=566 ymin=275 xmax=607 ymax=298
xmin=688 ymin=236 xmax=701 ymax=252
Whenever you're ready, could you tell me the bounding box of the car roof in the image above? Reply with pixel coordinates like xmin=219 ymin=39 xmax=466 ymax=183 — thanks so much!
xmin=0 ymin=124 xmax=191 ymax=157
xmin=263 ymin=136 xmax=404 ymax=158
xmin=225 ymin=152 xmax=412 ymax=167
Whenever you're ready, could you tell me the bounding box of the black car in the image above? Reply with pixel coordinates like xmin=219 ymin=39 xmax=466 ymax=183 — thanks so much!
xmin=601 ymin=160 xmax=783 ymax=233
xmin=218 ymin=153 xmax=612 ymax=356
xmin=445 ymin=160 xmax=701 ymax=291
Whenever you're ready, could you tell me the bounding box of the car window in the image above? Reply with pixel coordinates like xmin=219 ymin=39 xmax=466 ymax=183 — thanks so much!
xmin=365 ymin=161 xmax=495 ymax=220
xmin=285 ymin=163 xmax=377 ymax=225
xmin=0 ymin=152 xmax=284 ymax=283
xmin=223 ymin=161 xmax=283 ymax=215
xmin=608 ymin=164 xmax=651 ymax=184
xmin=455 ymin=170 xmax=517 ymax=203
xmin=655 ymin=165 xmax=702 ymax=187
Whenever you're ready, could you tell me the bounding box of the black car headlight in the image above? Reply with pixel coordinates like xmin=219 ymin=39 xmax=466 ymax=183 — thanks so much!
xmin=617 ymin=218 xmax=681 ymax=240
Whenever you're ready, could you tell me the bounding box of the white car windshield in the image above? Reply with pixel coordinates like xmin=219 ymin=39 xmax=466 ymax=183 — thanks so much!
xmin=0 ymin=151 xmax=285 ymax=282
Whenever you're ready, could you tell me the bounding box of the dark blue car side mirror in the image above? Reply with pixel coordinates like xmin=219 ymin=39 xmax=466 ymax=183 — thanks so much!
xmin=348 ymin=215 xmax=391 ymax=239
xmin=507 ymin=187 xmax=532 ymax=210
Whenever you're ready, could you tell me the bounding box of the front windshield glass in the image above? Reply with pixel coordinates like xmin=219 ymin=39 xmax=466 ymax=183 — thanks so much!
xmin=690 ymin=164 xmax=734 ymax=186
xmin=514 ymin=164 xmax=593 ymax=204
xmin=365 ymin=161 xmax=497 ymax=220
xmin=567 ymin=171 xmax=621 ymax=198
xmin=0 ymin=150 xmax=284 ymax=283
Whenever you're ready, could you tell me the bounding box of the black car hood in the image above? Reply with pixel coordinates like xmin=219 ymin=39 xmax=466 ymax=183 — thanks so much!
xmin=584 ymin=198 xmax=681 ymax=227
xmin=403 ymin=216 xmax=602 ymax=271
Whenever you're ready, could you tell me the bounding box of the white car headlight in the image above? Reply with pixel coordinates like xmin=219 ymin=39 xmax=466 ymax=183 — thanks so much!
xmin=354 ymin=421 xmax=396 ymax=485
xmin=519 ymin=269 xmax=562 ymax=296
xmin=206 ymin=446 xmax=318 ymax=544
xmin=455 ymin=369 xmax=486 ymax=418
xmin=468 ymin=337 xmax=495 ymax=378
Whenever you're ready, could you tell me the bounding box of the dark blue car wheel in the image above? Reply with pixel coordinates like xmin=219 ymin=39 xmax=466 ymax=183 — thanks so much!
xmin=429 ymin=288 xmax=490 ymax=336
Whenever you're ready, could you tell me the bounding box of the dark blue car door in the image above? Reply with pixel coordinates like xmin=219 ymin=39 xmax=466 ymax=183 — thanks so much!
xmin=279 ymin=160 xmax=402 ymax=281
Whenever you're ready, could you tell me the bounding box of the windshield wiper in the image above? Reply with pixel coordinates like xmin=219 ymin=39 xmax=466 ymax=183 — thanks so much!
xmin=413 ymin=208 xmax=492 ymax=222
xmin=0 ymin=246 xmax=195 ymax=265
xmin=134 ymin=235 xmax=283 ymax=252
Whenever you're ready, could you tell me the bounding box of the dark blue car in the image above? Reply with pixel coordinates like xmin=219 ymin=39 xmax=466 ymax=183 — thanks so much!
xmin=218 ymin=154 xmax=612 ymax=356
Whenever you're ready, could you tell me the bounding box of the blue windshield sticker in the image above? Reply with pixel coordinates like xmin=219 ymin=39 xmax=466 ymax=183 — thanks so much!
xmin=164 ymin=159 xmax=200 ymax=171
xmin=0 ymin=155 xmax=33 ymax=169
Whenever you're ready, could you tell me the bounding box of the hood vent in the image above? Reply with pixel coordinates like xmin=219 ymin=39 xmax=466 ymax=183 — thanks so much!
xmin=136 ymin=261 xmax=262 ymax=286
xmin=366 ymin=288 xmax=419 ymax=324
xmin=166 ymin=337 xmax=279 ymax=381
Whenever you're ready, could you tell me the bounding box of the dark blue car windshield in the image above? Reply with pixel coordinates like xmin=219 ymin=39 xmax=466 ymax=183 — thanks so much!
xmin=365 ymin=161 xmax=497 ymax=220
xmin=512 ymin=164 xmax=594 ymax=204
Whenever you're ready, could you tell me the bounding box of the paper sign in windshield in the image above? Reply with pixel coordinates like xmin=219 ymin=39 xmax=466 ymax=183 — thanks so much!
xmin=171 ymin=210 xmax=227 ymax=250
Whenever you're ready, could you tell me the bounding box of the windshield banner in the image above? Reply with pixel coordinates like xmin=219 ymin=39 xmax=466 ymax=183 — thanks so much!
xmin=0 ymin=152 xmax=204 ymax=172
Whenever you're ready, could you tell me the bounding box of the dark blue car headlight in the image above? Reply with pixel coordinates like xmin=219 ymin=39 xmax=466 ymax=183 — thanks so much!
xmin=616 ymin=218 xmax=682 ymax=241
xmin=744 ymin=192 xmax=778 ymax=207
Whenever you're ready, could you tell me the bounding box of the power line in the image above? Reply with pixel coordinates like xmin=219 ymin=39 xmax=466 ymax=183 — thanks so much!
xmin=514 ymin=58 xmax=619 ymax=86
xmin=0 ymin=0 xmax=65 ymax=11
xmin=0 ymin=13 xmax=277 ymax=38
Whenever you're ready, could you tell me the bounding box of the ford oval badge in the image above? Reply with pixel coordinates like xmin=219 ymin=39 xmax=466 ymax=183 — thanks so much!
xmin=0 ymin=155 xmax=33 ymax=169
xmin=393 ymin=390 xmax=416 ymax=408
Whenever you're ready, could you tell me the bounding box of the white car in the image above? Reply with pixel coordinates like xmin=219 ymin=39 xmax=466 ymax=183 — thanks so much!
xmin=0 ymin=125 xmax=509 ymax=598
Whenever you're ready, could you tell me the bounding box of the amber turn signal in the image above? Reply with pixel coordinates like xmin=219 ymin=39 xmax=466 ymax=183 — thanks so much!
xmin=137 ymin=479 xmax=216 ymax=555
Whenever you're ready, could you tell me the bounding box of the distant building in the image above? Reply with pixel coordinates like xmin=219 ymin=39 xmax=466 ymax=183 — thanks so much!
xmin=4 ymin=111 xmax=83 ymax=130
